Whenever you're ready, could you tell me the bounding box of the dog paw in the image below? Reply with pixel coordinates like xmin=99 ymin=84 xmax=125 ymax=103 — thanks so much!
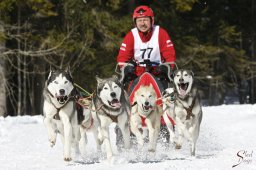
xmin=137 ymin=144 xmax=143 ymax=151
xmin=64 ymin=157 xmax=72 ymax=162
xmin=124 ymin=143 xmax=131 ymax=149
xmin=175 ymin=144 xmax=182 ymax=149
xmin=148 ymin=148 xmax=155 ymax=152
xmin=191 ymin=150 xmax=195 ymax=156
xmin=97 ymin=139 xmax=103 ymax=145
xmin=49 ymin=140 xmax=56 ymax=147
xmin=138 ymin=139 xmax=144 ymax=146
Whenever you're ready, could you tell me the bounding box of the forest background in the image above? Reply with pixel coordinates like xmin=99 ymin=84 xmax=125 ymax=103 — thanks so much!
xmin=0 ymin=0 xmax=255 ymax=116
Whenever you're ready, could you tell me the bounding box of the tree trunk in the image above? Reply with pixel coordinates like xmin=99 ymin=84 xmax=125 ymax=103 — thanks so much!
xmin=30 ymin=58 xmax=46 ymax=115
xmin=251 ymin=0 xmax=255 ymax=103
xmin=17 ymin=4 xmax=22 ymax=115
xmin=0 ymin=23 xmax=6 ymax=117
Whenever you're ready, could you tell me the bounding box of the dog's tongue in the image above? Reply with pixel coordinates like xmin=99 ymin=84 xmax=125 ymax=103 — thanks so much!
xmin=144 ymin=105 xmax=153 ymax=111
xmin=180 ymin=89 xmax=186 ymax=96
xmin=111 ymin=100 xmax=121 ymax=108
xmin=144 ymin=106 xmax=150 ymax=110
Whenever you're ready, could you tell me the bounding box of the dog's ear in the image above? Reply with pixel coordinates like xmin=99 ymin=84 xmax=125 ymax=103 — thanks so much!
xmin=50 ymin=65 xmax=56 ymax=73
xmin=162 ymin=90 xmax=167 ymax=97
xmin=189 ymin=70 xmax=194 ymax=77
xmin=133 ymin=90 xmax=139 ymax=102
xmin=64 ymin=65 xmax=72 ymax=77
xmin=50 ymin=65 xmax=52 ymax=72
xmin=95 ymin=75 xmax=104 ymax=85
xmin=173 ymin=70 xmax=178 ymax=77
xmin=149 ymin=83 xmax=153 ymax=89
xmin=47 ymin=66 xmax=54 ymax=85
xmin=48 ymin=65 xmax=54 ymax=80
xmin=112 ymin=75 xmax=118 ymax=80
xmin=112 ymin=74 xmax=122 ymax=85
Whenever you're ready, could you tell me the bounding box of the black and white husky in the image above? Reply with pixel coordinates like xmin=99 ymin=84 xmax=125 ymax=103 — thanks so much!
xmin=162 ymin=69 xmax=203 ymax=156
xmin=92 ymin=75 xmax=130 ymax=161
xmin=43 ymin=67 xmax=83 ymax=161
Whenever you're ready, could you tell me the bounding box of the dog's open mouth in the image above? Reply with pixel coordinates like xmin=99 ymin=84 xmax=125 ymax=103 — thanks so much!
xmin=108 ymin=99 xmax=121 ymax=108
xmin=142 ymin=104 xmax=153 ymax=112
xmin=56 ymin=95 xmax=68 ymax=104
xmin=178 ymin=83 xmax=189 ymax=96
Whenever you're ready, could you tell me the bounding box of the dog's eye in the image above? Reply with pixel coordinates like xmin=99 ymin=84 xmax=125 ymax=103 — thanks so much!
xmin=141 ymin=95 xmax=144 ymax=97
xmin=113 ymin=85 xmax=118 ymax=88
xmin=162 ymin=91 xmax=167 ymax=96
xmin=149 ymin=95 xmax=152 ymax=98
xmin=64 ymin=81 xmax=68 ymax=84
xmin=54 ymin=81 xmax=58 ymax=84
xmin=184 ymin=74 xmax=188 ymax=76
xmin=104 ymin=87 xmax=108 ymax=90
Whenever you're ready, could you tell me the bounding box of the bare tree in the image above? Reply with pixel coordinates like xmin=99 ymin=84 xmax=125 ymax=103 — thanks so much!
xmin=0 ymin=22 xmax=6 ymax=116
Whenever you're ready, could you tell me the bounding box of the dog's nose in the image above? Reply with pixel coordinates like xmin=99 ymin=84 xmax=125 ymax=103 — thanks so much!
xmin=59 ymin=89 xmax=65 ymax=95
xmin=110 ymin=92 xmax=116 ymax=98
xmin=145 ymin=101 xmax=149 ymax=106
xmin=179 ymin=78 xmax=184 ymax=82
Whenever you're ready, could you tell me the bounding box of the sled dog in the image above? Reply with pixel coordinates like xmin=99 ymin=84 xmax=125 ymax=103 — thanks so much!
xmin=130 ymin=84 xmax=162 ymax=152
xmin=43 ymin=67 xmax=83 ymax=161
xmin=163 ymin=69 xmax=202 ymax=156
xmin=78 ymin=102 xmax=101 ymax=157
xmin=92 ymin=75 xmax=130 ymax=160
xmin=161 ymin=86 xmax=176 ymax=145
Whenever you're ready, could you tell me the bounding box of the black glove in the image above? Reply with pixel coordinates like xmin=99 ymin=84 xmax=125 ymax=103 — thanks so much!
xmin=156 ymin=64 xmax=168 ymax=74
xmin=156 ymin=64 xmax=174 ymax=82
xmin=124 ymin=65 xmax=135 ymax=76
xmin=123 ymin=65 xmax=137 ymax=84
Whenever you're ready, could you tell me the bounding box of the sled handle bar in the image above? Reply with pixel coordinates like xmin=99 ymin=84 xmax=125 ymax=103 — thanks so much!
xmin=115 ymin=61 xmax=179 ymax=75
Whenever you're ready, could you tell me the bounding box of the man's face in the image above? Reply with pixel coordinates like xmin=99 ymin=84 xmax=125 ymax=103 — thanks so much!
xmin=135 ymin=17 xmax=151 ymax=33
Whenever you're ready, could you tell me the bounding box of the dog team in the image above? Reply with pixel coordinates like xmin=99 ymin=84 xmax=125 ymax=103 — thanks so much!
xmin=42 ymin=5 xmax=203 ymax=162
xmin=43 ymin=66 xmax=203 ymax=162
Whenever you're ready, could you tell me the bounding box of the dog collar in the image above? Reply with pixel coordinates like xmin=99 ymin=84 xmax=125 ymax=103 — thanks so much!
xmin=140 ymin=115 xmax=147 ymax=127
xmin=47 ymin=89 xmax=55 ymax=98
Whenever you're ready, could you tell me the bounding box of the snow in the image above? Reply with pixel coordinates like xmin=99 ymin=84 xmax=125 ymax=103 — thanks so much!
xmin=0 ymin=104 xmax=256 ymax=170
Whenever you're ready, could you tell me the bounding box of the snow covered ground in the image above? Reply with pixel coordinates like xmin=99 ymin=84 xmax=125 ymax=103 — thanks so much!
xmin=0 ymin=104 xmax=256 ymax=170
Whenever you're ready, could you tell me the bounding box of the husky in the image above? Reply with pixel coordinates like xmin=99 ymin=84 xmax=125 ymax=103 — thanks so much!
xmin=130 ymin=83 xmax=162 ymax=152
xmin=163 ymin=69 xmax=202 ymax=156
xmin=43 ymin=67 xmax=83 ymax=161
xmin=161 ymin=86 xmax=176 ymax=145
xmin=92 ymin=75 xmax=130 ymax=161
xmin=78 ymin=101 xmax=101 ymax=157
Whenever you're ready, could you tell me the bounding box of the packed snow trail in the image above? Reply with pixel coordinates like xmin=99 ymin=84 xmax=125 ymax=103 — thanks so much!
xmin=0 ymin=104 xmax=256 ymax=170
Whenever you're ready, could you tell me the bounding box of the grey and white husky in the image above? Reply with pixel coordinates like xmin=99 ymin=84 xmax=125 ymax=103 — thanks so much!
xmin=162 ymin=69 xmax=203 ymax=156
xmin=43 ymin=67 xmax=84 ymax=161
xmin=91 ymin=75 xmax=130 ymax=161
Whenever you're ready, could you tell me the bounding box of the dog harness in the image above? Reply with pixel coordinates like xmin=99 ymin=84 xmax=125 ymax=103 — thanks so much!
xmin=177 ymin=89 xmax=198 ymax=120
xmin=161 ymin=114 xmax=175 ymax=126
xmin=140 ymin=115 xmax=147 ymax=127
xmin=104 ymin=111 xmax=119 ymax=123
xmin=81 ymin=117 xmax=94 ymax=130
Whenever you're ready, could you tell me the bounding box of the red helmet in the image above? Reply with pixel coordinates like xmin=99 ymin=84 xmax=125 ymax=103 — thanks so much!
xmin=133 ymin=5 xmax=154 ymax=24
